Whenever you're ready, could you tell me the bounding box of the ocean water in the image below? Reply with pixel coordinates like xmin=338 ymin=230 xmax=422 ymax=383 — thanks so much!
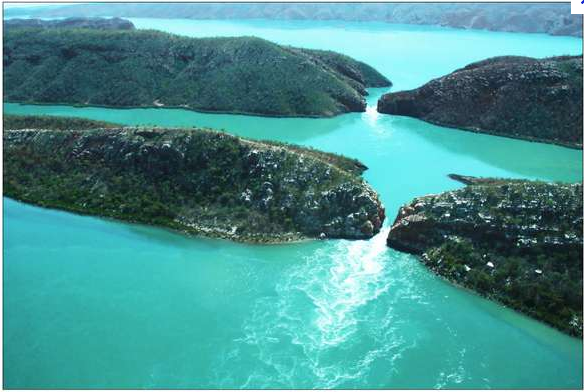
xmin=3 ymin=19 xmax=583 ymax=389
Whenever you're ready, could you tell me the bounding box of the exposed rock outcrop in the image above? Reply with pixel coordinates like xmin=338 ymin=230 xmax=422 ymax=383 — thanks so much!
xmin=4 ymin=118 xmax=385 ymax=243
xmin=387 ymin=175 xmax=583 ymax=337
xmin=378 ymin=56 xmax=583 ymax=148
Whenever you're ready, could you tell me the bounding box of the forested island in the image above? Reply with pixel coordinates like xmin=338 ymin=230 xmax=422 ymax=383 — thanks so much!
xmin=6 ymin=3 xmax=581 ymax=37
xmin=387 ymin=175 xmax=583 ymax=336
xmin=4 ymin=26 xmax=390 ymax=117
xmin=4 ymin=115 xmax=385 ymax=243
xmin=377 ymin=55 xmax=583 ymax=148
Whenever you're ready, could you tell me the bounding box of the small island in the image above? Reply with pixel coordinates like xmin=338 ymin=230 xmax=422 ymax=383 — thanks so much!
xmin=4 ymin=115 xmax=385 ymax=243
xmin=377 ymin=55 xmax=582 ymax=148
xmin=387 ymin=174 xmax=583 ymax=337
xmin=4 ymin=25 xmax=390 ymax=117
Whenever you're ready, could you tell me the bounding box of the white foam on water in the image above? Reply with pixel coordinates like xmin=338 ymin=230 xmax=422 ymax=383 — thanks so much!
xmin=212 ymin=229 xmax=428 ymax=389
xmin=434 ymin=348 xmax=468 ymax=388
xmin=306 ymin=229 xmax=390 ymax=347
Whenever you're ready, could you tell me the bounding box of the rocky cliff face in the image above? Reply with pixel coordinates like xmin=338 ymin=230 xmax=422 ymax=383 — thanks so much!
xmin=4 ymin=122 xmax=385 ymax=243
xmin=378 ymin=56 xmax=583 ymax=148
xmin=4 ymin=17 xmax=135 ymax=30
xmin=387 ymin=175 xmax=583 ymax=336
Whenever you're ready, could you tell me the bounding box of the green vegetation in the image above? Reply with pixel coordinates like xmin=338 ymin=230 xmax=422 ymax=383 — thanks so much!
xmin=3 ymin=114 xmax=120 ymax=130
xmin=295 ymin=48 xmax=390 ymax=88
xmin=426 ymin=237 xmax=582 ymax=337
xmin=388 ymin=176 xmax=583 ymax=336
xmin=4 ymin=28 xmax=390 ymax=117
xmin=4 ymin=116 xmax=384 ymax=242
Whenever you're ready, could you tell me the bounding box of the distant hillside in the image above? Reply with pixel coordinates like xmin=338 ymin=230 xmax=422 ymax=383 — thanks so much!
xmin=4 ymin=17 xmax=135 ymax=30
xmin=4 ymin=116 xmax=386 ymax=243
xmin=3 ymin=28 xmax=390 ymax=117
xmin=378 ymin=55 xmax=583 ymax=148
xmin=6 ymin=2 xmax=581 ymax=37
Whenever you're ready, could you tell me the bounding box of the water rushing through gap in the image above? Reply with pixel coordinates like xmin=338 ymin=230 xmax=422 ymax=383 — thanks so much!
xmin=3 ymin=19 xmax=583 ymax=389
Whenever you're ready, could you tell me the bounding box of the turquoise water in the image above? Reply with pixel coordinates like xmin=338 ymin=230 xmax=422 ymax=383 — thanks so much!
xmin=4 ymin=20 xmax=583 ymax=389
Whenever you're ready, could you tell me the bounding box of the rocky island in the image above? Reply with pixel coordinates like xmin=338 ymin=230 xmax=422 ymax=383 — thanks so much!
xmin=4 ymin=115 xmax=385 ymax=243
xmin=4 ymin=27 xmax=390 ymax=117
xmin=387 ymin=174 xmax=583 ymax=336
xmin=378 ymin=55 xmax=583 ymax=148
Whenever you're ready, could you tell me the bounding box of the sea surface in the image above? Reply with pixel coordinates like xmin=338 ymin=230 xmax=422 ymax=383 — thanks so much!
xmin=3 ymin=19 xmax=583 ymax=389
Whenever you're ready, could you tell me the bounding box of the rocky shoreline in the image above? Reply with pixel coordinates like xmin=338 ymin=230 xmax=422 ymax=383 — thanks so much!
xmin=387 ymin=175 xmax=583 ymax=337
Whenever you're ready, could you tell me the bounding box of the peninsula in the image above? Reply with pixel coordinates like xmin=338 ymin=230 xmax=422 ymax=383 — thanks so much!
xmin=387 ymin=174 xmax=583 ymax=336
xmin=377 ymin=55 xmax=583 ymax=148
xmin=4 ymin=27 xmax=390 ymax=117
xmin=4 ymin=115 xmax=385 ymax=243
